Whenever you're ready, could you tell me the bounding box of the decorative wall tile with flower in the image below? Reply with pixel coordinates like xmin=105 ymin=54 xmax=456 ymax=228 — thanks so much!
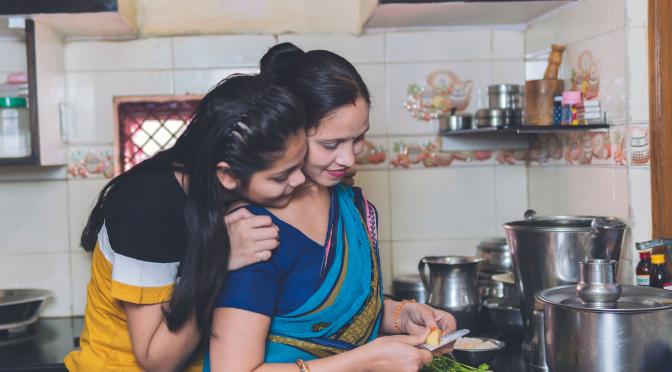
xmin=404 ymin=70 xmax=473 ymax=121
xmin=571 ymin=50 xmax=601 ymax=100
xmin=68 ymin=147 xmax=115 ymax=179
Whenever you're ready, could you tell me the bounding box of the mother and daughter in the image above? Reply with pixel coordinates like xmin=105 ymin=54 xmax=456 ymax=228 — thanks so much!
xmin=65 ymin=43 xmax=456 ymax=372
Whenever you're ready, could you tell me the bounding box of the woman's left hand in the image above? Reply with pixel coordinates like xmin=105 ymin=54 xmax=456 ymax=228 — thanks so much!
xmin=399 ymin=302 xmax=457 ymax=354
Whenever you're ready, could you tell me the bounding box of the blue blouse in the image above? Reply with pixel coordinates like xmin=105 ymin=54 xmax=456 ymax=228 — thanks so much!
xmin=215 ymin=194 xmax=336 ymax=316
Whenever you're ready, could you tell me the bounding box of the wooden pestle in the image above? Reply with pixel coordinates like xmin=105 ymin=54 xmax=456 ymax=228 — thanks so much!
xmin=544 ymin=44 xmax=566 ymax=80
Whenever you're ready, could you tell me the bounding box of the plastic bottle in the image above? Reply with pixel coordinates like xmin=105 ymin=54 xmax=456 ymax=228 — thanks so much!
xmin=650 ymin=254 xmax=672 ymax=290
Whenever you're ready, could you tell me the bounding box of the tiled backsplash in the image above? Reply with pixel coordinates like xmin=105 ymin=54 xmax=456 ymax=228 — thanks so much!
xmin=0 ymin=1 xmax=651 ymax=316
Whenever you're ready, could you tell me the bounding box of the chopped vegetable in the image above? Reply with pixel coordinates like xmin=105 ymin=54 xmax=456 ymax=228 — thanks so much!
xmin=421 ymin=355 xmax=490 ymax=372
xmin=426 ymin=327 xmax=441 ymax=346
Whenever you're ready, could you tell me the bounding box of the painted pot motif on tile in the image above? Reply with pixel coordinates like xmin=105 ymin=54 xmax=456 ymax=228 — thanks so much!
xmin=405 ymin=70 xmax=473 ymax=121
xmin=68 ymin=148 xmax=115 ymax=179
xmin=356 ymin=140 xmax=387 ymax=166
xmin=571 ymin=50 xmax=600 ymax=100
xmin=529 ymin=129 xmax=626 ymax=166
xmin=390 ymin=139 xmax=526 ymax=168
xmin=629 ymin=126 xmax=649 ymax=165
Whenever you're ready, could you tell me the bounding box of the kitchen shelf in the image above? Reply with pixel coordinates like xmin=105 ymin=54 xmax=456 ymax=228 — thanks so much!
xmin=441 ymin=124 xmax=610 ymax=136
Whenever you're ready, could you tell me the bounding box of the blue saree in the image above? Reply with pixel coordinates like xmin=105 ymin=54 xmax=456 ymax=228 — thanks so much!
xmin=204 ymin=185 xmax=383 ymax=369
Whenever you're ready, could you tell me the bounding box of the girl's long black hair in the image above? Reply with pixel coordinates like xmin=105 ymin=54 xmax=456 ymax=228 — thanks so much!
xmin=259 ymin=42 xmax=370 ymax=128
xmin=80 ymin=74 xmax=306 ymax=340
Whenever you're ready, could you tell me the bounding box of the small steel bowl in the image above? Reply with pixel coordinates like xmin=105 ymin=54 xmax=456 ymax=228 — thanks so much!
xmin=452 ymin=337 xmax=506 ymax=367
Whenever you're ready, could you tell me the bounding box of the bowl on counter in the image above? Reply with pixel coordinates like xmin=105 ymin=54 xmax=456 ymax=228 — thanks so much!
xmin=0 ymin=289 xmax=51 ymax=333
xmin=452 ymin=337 xmax=506 ymax=367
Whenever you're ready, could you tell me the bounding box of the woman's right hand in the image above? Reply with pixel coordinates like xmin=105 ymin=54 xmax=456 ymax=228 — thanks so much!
xmin=359 ymin=332 xmax=433 ymax=372
xmin=225 ymin=208 xmax=279 ymax=270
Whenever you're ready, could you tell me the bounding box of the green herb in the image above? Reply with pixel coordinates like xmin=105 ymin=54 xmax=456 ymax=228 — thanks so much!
xmin=420 ymin=355 xmax=490 ymax=372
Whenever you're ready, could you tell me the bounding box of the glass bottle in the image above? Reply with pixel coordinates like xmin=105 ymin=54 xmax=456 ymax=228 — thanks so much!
xmin=636 ymin=250 xmax=652 ymax=286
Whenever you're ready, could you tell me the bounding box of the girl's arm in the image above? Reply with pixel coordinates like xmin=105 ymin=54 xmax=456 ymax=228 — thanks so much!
xmin=125 ymin=302 xmax=199 ymax=372
xmin=209 ymin=308 xmax=433 ymax=372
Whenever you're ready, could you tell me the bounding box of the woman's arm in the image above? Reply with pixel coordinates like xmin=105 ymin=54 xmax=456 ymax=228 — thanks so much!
xmin=209 ymin=308 xmax=432 ymax=372
xmin=125 ymin=302 xmax=199 ymax=372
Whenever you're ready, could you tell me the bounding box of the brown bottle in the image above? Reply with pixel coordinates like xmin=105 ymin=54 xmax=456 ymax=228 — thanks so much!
xmin=636 ymin=250 xmax=652 ymax=286
xmin=650 ymin=254 xmax=672 ymax=290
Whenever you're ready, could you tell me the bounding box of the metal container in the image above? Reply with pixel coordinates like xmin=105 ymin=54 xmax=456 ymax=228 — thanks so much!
xmin=391 ymin=274 xmax=426 ymax=303
xmin=439 ymin=112 xmax=473 ymax=132
xmin=503 ymin=209 xmax=627 ymax=359
xmin=419 ymin=256 xmax=482 ymax=332
xmin=488 ymin=84 xmax=523 ymax=109
xmin=0 ymin=289 xmax=51 ymax=333
xmin=482 ymin=297 xmax=523 ymax=337
xmin=492 ymin=272 xmax=519 ymax=307
xmin=476 ymin=238 xmax=511 ymax=273
xmin=537 ymin=285 xmax=672 ymax=372
xmin=474 ymin=108 xmax=522 ymax=128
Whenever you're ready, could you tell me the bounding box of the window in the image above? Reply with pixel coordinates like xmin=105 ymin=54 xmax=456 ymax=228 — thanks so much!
xmin=115 ymin=96 xmax=200 ymax=172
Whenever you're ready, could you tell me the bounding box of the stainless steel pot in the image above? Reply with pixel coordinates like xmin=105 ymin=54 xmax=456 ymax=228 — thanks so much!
xmin=476 ymin=238 xmax=511 ymax=273
xmin=392 ymin=274 xmax=426 ymax=303
xmin=488 ymin=84 xmax=522 ymax=109
xmin=0 ymin=289 xmax=51 ymax=332
xmin=419 ymin=256 xmax=482 ymax=332
xmin=439 ymin=112 xmax=473 ymax=132
xmin=474 ymin=108 xmax=522 ymax=128
xmin=503 ymin=210 xmax=627 ymax=360
xmin=492 ymin=273 xmax=519 ymax=307
xmin=537 ymin=285 xmax=672 ymax=372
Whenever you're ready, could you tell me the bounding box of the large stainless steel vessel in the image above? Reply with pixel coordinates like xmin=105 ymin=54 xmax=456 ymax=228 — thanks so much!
xmin=503 ymin=210 xmax=626 ymax=359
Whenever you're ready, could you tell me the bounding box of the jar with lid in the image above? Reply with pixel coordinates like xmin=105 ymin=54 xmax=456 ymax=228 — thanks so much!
xmin=636 ymin=250 xmax=652 ymax=286
xmin=650 ymin=254 xmax=672 ymax=290
xmin=0 ymin=97 xmax=30 ymax=157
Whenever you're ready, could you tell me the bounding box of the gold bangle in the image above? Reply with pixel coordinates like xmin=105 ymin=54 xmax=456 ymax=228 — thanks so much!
xmin=295 ymin=359 xmax=310 ymax=372
xmin=393 ymin=299 xmax=415 ymax=334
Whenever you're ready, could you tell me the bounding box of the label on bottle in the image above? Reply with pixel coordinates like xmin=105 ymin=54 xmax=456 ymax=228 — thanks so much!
xmin=636 ymin=274 xmax=650 ymax=286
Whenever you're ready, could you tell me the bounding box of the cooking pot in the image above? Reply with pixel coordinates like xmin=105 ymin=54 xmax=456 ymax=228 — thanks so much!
xmin=391 ymin=274 xmax=426 ymax=303
xmin=0 ymin=289 xmax=51 ymax=332
xmin=488 ymin=84 xmax=523 ymax=109
xmin=537 ymin=285 xmax=672 ymax=372
xmin=439 ymin=112 xmax=473 ymax=132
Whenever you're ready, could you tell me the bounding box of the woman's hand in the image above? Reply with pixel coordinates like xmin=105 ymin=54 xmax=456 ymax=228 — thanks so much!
xmin=225 ymin=208 xmax=279 ymax=271
xmin=399 ymin=302 xmax=457 ymax=354
xmin=358 ymin=332 xmax=433 ymax=372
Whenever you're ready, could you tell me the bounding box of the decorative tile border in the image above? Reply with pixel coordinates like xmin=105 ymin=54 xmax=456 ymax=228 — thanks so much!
xmin=627 ymin=124 xmax=650 ymax=166
xmin=355 ymin=139 xmax=388 ymax=169
xmin=528 ymin=128 xmax=627 ymax=166
xmin=68 ymin=146 xmax=115 ymax=179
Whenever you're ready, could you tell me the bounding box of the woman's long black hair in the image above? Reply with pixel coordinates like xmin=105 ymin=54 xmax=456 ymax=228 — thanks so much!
xmin=80 ymin=74 xmax=306 ymax=339
xmin=259 ymin=42 xmax=371 ymax=128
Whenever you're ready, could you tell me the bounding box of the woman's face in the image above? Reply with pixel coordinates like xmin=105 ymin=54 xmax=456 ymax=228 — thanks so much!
xmin=304 ymin=97 xmax=370 ymax=187
xmin=235 ymin=131 xmax=307 ymax=208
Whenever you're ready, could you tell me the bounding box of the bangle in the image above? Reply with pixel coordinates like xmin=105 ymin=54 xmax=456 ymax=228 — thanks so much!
xmin=295 ymin=359 xmax=310 ymax=372
xmin=392 ymin=299 xmax=415 ymax=334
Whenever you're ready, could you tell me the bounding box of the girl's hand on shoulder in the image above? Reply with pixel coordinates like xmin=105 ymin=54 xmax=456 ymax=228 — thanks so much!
xmin=224 ymin=208 xmax=279 ymax=270
xmin=400 ymin=302 xmax=457 ymax=354
xmin=360 ymin=332 xmax=433 ymax=372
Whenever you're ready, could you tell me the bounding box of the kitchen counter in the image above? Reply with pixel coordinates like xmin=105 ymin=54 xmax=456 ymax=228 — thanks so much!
xmin=0 ymin=317 xmax=82 ymax=372
xmin=0 ymin=317 xmax=526 ymax=372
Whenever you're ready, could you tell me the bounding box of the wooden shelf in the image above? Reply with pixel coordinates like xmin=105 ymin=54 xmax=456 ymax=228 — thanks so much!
xmin=441 ymin=124 xmax=610 ymax=136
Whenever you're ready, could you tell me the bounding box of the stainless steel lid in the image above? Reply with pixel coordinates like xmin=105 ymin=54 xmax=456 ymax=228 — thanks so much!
xmin=475 ymin=108 xmax=504 ymax=119
xmin=392 ymin=274 xmax=425 ymax=291
xmin=488 ymin=84 xmax=521 ymax=94
xmin=504 ymin=210 xmax=626 ymax=232
xmin=536 ymin=285 xmax=672 ymax=313
xmin=420 ymin=256 xmax=482 ymax=265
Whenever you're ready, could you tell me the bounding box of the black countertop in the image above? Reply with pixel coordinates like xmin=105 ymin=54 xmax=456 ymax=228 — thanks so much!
xmin=0 ymin=317 xmax=82 ymax=372
xmin=0 ymin=317 xmax=525 ymax=372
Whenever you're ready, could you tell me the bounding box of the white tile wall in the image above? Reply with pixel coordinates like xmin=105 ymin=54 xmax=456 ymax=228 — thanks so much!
xmin=70 ymin=251 xmax=92 ymax=316
xmin=0 ymin=41 xmax=27 ymax=72
xmin=355 ymin=64 xmax=388 ymax=137
xmin=65 ymin=71 xmax=174 ymax=144
xmin=0 ymin=181 xmax=69 ymax=254
xmin=354 ymin=170 xmax=391 ymax=241
xmin=173 ymin=68 xmax=258 ymax=95
xmin=278 ymin=33 xmax=385 ymax=64
xmin=626 ymin=27 xmax=649 ymax=124
xmin=492 ymin=30 xmax=525 ymax=60
xmin=385 ymin=30 xmax=492 ymax=63
xmin=0 ymin=252 xmax=72 ymax=317
xmin=172 ymin=35 xmax=276 ymax=69
xmin=629 ymin=167 xmax=652 ymax=244
xmin=528 ymin=167 xmax=568 ymax=215
xmin=379 ymin=241 xmax=393 ymax=294
xmin=65 ymin=38 xmax=173 ymax=72
xmin=564 ymin=167 xmax=628 ymax=218
xmin=67 ymin=179 xmax=108 ymax=251
xmin=626 ymin=0 xmax=648 ymax=28
xmin=495 ymin=166 xmax=528 ymax=227
xmin=390 ymin=167 xmax=499 ymax=241
xmin=492 ymin=60 xmax=525 ymax=85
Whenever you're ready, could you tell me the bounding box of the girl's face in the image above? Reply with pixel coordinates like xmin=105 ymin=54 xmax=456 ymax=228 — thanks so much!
xmin=222 ymin=131 xmax=307 ymax=208
xmin=304 ymin=97 xmax=370 ymax=187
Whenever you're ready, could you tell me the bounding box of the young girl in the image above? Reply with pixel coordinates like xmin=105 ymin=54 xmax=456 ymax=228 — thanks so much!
xmin=207 ymin=44 xmax=456 ymax=372
xmin=65 ymin=74 xmax=309 ymax=371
